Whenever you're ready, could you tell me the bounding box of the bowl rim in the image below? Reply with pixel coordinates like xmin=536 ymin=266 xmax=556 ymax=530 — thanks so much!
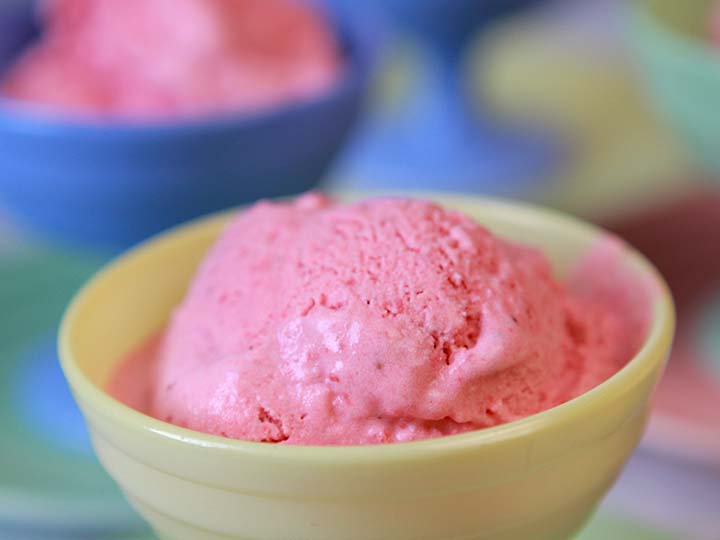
xmin=0 ymin=9 xmax=373 ymax=137
xmin=59 ymin=192 xmax=675 ymax=464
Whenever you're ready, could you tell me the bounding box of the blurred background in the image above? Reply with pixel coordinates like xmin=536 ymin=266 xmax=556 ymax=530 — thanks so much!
xmin=0 ymin=0 xmax=719 ymax=538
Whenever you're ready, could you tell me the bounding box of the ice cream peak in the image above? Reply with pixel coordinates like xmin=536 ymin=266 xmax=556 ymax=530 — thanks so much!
xmin=111 ymin=194 xmax=650 ymax=445
xmin=1 ymin=0 xmax=340 ymax=119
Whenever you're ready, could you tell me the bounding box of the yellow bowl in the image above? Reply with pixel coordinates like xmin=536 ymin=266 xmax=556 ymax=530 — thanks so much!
xmin=59 ymin=194 xmax=674 ymax=540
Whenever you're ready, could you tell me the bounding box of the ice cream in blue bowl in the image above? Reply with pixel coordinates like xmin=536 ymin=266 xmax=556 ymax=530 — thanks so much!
xmin=0 ymin=0 xmax=370 ymax=250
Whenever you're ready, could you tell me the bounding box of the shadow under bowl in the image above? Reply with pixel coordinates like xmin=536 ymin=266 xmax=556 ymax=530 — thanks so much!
xmin=59 ymin=194 xmax=674 ymax=540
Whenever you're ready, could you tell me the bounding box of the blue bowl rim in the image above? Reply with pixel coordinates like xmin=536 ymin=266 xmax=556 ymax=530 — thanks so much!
xmin=0 ymin=9 xmax=374 ymax=138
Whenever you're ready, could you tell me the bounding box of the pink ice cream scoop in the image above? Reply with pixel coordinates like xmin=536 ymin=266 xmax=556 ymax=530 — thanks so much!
xmin=1 ymin=0 xmax=340 ymax=119
xmin=110 ymin=194 xmax=650 ymax=445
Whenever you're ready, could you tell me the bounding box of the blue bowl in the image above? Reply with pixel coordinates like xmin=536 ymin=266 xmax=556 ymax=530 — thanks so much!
xmin=0 ymin=4 xmax=370 ymax=250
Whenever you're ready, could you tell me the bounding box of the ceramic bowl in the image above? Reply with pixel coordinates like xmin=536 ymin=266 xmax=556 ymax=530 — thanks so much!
xmin=59 ymin=194 xmax=674 ymax=540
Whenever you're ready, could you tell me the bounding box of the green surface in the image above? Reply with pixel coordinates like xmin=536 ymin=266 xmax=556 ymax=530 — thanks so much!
xmin=3 ymin=528 xmax=154 ymax=540
xmin=3 ymin=511 xmax=676 ymax=540
xmin=0 ymin=249 xmax=142 ymax=530
xmin=582 ymin=510 xmax=676 ymax=540
xmin=4 ymin=510 xmax=676 ymax=540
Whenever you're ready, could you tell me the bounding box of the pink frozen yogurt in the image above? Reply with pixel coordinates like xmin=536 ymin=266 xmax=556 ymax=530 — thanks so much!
xmin=110 ymin=194 xmax=651 ymax=445
xmin=1 ymin=0 xmax=340 ymax=119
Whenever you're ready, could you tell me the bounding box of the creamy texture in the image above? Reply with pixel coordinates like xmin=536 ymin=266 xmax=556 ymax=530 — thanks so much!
xmin=1 ymin=0 xmax=340 ymax=119
xmin=109 ymin=194 xmax=651 ymax=445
